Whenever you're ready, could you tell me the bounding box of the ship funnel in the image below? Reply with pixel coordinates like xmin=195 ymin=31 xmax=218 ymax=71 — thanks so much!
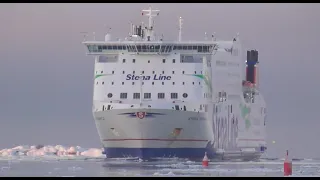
xmin=246 ymin=50 xmax=259 ymax=86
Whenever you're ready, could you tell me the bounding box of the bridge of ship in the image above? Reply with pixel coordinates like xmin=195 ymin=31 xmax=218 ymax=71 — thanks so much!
xmin=83 ymin=41 xmax=224 ymax=55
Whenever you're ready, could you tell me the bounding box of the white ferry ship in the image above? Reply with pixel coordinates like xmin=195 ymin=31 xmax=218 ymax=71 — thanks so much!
xmin=82 ymin=7 xmax=267 ymax=160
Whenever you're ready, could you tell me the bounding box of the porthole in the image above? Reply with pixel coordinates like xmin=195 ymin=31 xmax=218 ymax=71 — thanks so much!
xmin=183 ymin=93 xmax=188 ymax=98
xmin=107 ymin=93 xmax=113 ymax=98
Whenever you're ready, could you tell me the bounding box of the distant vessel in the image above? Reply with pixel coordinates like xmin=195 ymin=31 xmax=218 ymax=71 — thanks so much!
xmin=82 ymin=7 xmax=267 ymax=160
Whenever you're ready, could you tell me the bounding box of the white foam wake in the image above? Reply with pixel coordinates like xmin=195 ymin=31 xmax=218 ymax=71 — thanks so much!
xmin=0 ymin=145 xmax=104 ymax=160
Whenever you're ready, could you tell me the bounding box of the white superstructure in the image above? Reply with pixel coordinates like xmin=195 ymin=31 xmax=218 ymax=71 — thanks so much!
xmin=82 ymin=7 xmax=267 ymax=160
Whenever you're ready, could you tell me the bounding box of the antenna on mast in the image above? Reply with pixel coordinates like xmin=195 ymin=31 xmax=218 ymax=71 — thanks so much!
xmin=80 ymin=32 xmax=88 ymax=42
xmin=212 ymin=32 xmax=216 ymax=41
xmin=141 ymin=6 xmax=160 ymax=41
xmin=178 ymin=17 xmax=183 ymax=42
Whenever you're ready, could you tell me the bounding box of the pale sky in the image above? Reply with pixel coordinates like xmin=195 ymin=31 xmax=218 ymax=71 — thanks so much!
xmin=0 ymin=3 xmax=320 ymax=158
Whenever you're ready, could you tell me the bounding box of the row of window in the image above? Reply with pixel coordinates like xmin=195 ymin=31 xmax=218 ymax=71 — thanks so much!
xmin=97 ymin=81 xmax=202 ymax=85
xmin=87 ymin=45 xmax=214 ymax=53
xmin=107 ymin=92 xmax=188 ymax=99
xmin=96 ymin=70 xmax=203 ymax=75
xmin=122 ymin=58 xmax=177 ymax=63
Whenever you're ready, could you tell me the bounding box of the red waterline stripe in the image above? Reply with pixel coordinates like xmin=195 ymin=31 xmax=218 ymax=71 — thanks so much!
xmin=238 ymin=139 xmax=265 ymax=141
xmin=103 ymin=138 xmax=208 ymax=142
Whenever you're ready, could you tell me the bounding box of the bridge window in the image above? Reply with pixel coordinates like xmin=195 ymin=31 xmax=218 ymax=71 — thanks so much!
xmin=152 ymin=71 xmax=155 ymax=74
xmin=112 ymin=82 xmax=114 ymax=85
xmin=152 ymin=82 xmax=154 ymax=85
xmin=112 ymin=71 xmax=114 ymax=74
xmin=133 ymin=93 xmax=140 ymax=99
xmin=172 ymin=71 xmax=175 ymax=74
xmin=96 ymin=82 xmax=98 ymax=85
xmin=142 ymin=71 xmax=144 ymax=74
xmin=194 ymin=71 xmax=197 ymax=74
xmin=172 ymin=82 xmax=175 ymax=85
xmin=101 ymin=71 xmax=103 ymax=73
xmin=142 ymin=82 xmax=144 ymax=85
xmin=123 ymin=71 xmax=125 ymax=74
xmin=122 ymin=82 xmax=124 ymax=85
xmin=162 ymin=71 xmax=165 ymax=74
xmin=163 ymin=59 xmax=166 ymax=63
xmin=192 ymin=82 xmax=195 ymax=85
xmin=182 ymin=82 xmax=185 ymax=85
xmin=173 ymin=59 xmax=176 ymax=63
xmin=132 ymin=82 xmax=135 ymax=85
xmin=123 ymin=59 xmax=126 ymax=63
xmin=162 ymin=82 xmax=164 ymax=85
xmin=102 ymin=82 xmax=104 ymax=85
xmin=107 ymin=93 xmax=113 ymax=98
xmin=144 ymin=93 xmax=151 ymax=99
xmin=182 ymin=71 xmax=185 ymax=74
xmin=171 ymin=93 xmax=178 ymax=99
xmin=133 ymin=71 xmax=135 ymax=74
xmin=148 ymin=60 xmax=150 ymax=63
xmin=120 ymin=93 xmax=127 ymax=99
xmin=132 ymin=59 xmax=136 ymax=63
xmin=158 ymin=93 xmax=165 ymax=99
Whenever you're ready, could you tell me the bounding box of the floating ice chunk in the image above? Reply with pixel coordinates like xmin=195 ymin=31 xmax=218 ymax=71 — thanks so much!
xmin=0 ymin=145 xmax=104 ymax=159
xmin=80 ymin=148 xmax=103 ymax=157
xmin=67 ymin=146 xmax=76 ymax=155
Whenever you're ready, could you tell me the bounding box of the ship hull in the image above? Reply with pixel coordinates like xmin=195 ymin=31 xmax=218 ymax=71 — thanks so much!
xmin=93 ymin=108 xmax=265 ymax=160
xmin=103 ymin=147 xmax=213 ymax=159
xmin=93 ymin=108 xmax=215 ymax=159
